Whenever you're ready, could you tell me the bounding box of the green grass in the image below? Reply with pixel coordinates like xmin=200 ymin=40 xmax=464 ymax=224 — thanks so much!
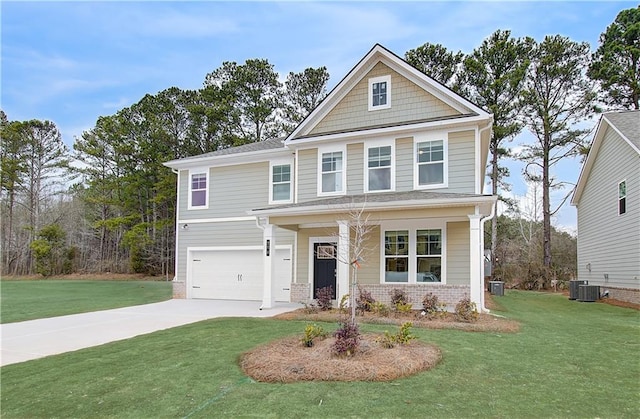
xmin=0 ymin=280 xmax=172 ymax=323
xmin=1 ymin=291 xmax=639 ymax=418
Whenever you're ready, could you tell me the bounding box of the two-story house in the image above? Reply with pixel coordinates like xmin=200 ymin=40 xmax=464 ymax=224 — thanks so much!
xmin=571 ymin=110 xmax=640 ymax=304
xmin=164 ymin=44 xmax=496 ymax=311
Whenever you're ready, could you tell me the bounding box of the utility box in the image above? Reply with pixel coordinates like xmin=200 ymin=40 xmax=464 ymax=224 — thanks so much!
xmin=578 ymin=285 xmax=600 ymax=302
xmin=489 ymin=281 xmax=504 ymax=296
xmin=569 ymin=280 xmax=588 ymax=300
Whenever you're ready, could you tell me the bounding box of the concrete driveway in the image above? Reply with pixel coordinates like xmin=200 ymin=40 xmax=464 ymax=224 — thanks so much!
xmin=0 ymin=299 xmax=299 ymax=367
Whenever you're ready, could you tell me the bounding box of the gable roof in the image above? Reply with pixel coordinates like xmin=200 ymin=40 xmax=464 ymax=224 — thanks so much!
xmin=571 ymin=110 xmax=640 ymax=205
xmin=285 ymin=44 xmax=492 ymax=144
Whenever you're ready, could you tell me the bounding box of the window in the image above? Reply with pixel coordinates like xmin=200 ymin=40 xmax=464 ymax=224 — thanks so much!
xmin=382 ymin=226 xmax=444 ymax=283
xmin=319 ymin=150 xmax=344 ymax=195
xmin=367 ymin=145 xmax=393 ymax=192
xmin=368 ymin=75 xmax=391 ymax=111
xmin=619 ymin=180 xmax=626 ymax=215
xmin=416 ymin=139 xmax=446 ymax=188
xmin=384 ymin=230 xmax=409 ymax=282
xmin=189 ymin=171 xmax=208 ymax=209
xmin=270 ymin=163 xmax=292 ymax=203
xmin=416 ymin=229 xmax=442 ymax=282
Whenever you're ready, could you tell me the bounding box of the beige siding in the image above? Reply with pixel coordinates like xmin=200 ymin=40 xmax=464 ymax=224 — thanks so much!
xmin=396 ymin=137 xmax=414 ymax=192
xmin=347 ymin=143 xmax=364 ymax=195
xmin=448 ymin=130 xmax=476 ymax=193
xmin=354 ymin=225 xmax=381 ymax=285
xmin=446 ymin=221 xmax=470 ymax=285
xmin=310 ymin=62 xmax=459 ymax=136
xmin=297 ymin=148 xmax=317 ymax=202
xmin=576 ymin=127 xmax=640 ymax=289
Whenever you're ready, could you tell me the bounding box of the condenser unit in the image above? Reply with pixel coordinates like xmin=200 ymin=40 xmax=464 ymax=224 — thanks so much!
xmin=578 ymin=285 xmax=600 ymax=302
xmin=569 ymin=280 xmax=588 ymax=300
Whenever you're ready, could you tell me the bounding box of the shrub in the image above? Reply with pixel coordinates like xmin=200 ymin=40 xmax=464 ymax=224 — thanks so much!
xmin=370 ymin=301 xmax=390 ymax=317
xmin=394 ymin=302 xmax=413 ymax=314
xmin=315 ymin=286 xmax=334 ymax=311
xmin=301 ymin=323 xmax=327 ymax=347
xmin=455 ymin=296 xmax=479 ymax=322
xmin=422 ymin=293 xmax=440 ymax=313
xmin=301 ymin=301 xmax=319 ymax=314
xmin=332 ymin=321 xmax=360 ymax=356
xmin=356 ymin=287 xmax=376 ymax=312
xmin=390 ymin=288 xmax=409 ymax=306
xmin=339 ymin=293 xmax=349 ymax=314
xmin=377 ymin=322 xmax=416 ymax=348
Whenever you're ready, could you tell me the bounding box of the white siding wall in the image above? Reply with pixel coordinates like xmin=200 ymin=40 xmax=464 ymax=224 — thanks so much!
xmin=576 ymin=127 xmax=640 ymax=289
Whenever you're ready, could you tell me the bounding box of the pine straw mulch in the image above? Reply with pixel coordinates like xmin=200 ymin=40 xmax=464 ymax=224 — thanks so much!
xmin=240 ymin=334 xmax=442 ymax=383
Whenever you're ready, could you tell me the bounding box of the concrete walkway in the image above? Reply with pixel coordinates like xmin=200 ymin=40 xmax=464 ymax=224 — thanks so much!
xmin=0 ymin=299 xmax=299 ymax=367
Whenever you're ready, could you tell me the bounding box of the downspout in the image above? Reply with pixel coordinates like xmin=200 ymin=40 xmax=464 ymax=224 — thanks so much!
xmin=171 ymin=168 xmax=179 ymax=284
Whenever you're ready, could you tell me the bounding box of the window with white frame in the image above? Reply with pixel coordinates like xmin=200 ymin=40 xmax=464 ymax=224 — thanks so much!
xmin=618 ymin=180 xmax=627 ymax=215
xmin=384 ymin=230 xmax=409 ymax=282
xmin=368 ymin=75 xmax=391 ymax=111
xmin=416 ymin=139 xmax=446 ymax=188
xmin=367 ymin=145 xmax=393 ymax=192
xmin=270 ymin=163 xmax=292 ymax=203
xmin=383 ymin=227 xmax=444 ymax=283
xmin=189 ymin=171 xmax=208 ymax=209
xmin=320 ymin=150 xmax=344 ymax=194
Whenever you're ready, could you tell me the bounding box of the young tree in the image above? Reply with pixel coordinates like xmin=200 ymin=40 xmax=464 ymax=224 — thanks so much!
xmin=405 ymin=42 xmax=464 ymax=88
xmin=588 ymin=6 xmax=640 ymax=110
xmin=458 ymin=30 xmax=532 ymax=277
xmin=519 ymin=35 xmax=596 ymax=273
xmin=281 ymin=66 xmax=330 ymax=133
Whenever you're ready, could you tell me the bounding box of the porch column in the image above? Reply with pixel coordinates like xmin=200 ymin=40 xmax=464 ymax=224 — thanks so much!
xmin=261 ymin=223 xmax=275 ymax=309
xmin=337 ymin=220 xmax=350 ymax=304
xmin=468 ymin=214 xmax=483 ymax=310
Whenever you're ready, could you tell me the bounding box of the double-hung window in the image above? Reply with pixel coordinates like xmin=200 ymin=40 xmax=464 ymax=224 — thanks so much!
xmin=416 ymin=137 xmax=446 ymax=188
xmin=368 ymin=75 xmax=391 ymax=111
xmin=189 ymin=170 xmax=208 ymax=209
xmin=270 ymin=162 xmax=292 ymax=204
xmin=618 ymin=180 xmax=627 ymax=215
xmin=382 ymin=226 xmax=444 ymax=283
xmin=384 ymin=230 xmax=409 ymax=282
xmin=319 ymin=149 xmax=345 ymax=195
xmin=367 ymin=145 xmax=393 ymax=192
xmin=416 ymin=229 xmax=442 ymax=282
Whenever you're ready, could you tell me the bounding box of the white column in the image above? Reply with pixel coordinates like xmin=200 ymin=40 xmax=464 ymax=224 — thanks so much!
xmin=337 ymin=220 xmax=350 ymax=303
xmin=261 ymin=223 xmax=275 ymax=309
xmin=468 ymin=214 xmax=483 ymax=310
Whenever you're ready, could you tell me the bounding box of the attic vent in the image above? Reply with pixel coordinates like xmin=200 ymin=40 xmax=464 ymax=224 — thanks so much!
xmin=578 ymin=285 xmax=600 ymax=302
xmin=569 ymin=280 xmax=588 ymax=300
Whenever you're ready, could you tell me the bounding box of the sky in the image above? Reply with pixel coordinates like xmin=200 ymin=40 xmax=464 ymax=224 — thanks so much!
xmin=1 ymin=0 xmax=636 ymax=233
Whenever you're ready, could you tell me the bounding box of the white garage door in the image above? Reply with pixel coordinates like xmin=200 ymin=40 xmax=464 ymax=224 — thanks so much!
xmin=189 ymin=248 xmax=291 ymax=301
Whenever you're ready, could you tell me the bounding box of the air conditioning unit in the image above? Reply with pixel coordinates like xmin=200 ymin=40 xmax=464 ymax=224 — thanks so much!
xmin=569 ymin=280 xmax=588 ymax=300
xmin=578 ymin=285 xmax=600 ymax=302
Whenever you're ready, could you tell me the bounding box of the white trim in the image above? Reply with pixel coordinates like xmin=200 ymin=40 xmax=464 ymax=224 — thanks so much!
xmin=368 ymin=75 xmax=391 ymax=111
xmin=294 ymin=148 xmax=299 ymax=204
xmin=364 ymin=139 xmax=396 ymax=193
xmin=164 ymin=145 xmax=289 ymax=170
xmin=379 ymin=220 xmax=447 ymax=285
xmin=317 ymin=144 xmax=347 ymax=197
xmin=269 ymin=158 xmax=294 ymax=205
xmin=178 ymin=216 xmax=255 ymax=224
xmin=308 ymin=236 xmax=338 ymax=300
xmin=413 ymin=133 xmax=448 ymax=190
xmin=187 ymin=168 xmax=209 ymax=210
xmin=618 ymin=179 xmax=627 ymax=216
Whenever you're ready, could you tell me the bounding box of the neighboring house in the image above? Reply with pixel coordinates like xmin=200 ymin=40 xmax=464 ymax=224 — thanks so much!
xmin=571 ymin=110 xmax=640 ymax=304
xmin=164 ymin=44 xmax=496 ymax=311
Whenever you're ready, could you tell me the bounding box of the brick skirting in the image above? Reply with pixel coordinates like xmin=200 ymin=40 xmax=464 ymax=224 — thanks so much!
xmin=172 ymin=280 xmax=186 ymax=299
xmin=603 ymin=286 xmax=640 ymax=305
xmin=290 ymin=283 xmax=311 ymax=303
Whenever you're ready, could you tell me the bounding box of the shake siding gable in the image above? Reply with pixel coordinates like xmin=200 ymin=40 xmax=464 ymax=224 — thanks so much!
xmin=309 ymin=62 xmax=459 ymax=136
xmin=577 ymin=126 xmax=640 ymax=289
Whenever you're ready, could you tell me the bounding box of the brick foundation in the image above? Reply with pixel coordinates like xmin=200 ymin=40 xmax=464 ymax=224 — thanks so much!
xmin=290 ymin=283 xmax=310 ymax=303
xmin=602 ymin=286 xmax=640 ymax=305
xmin=358 ymin=284 xmax=471 ymax=311
xmin=172 ymin=280 xmax=186 ymax=299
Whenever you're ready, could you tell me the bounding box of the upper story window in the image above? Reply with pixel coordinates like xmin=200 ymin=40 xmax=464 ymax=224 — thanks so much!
xmin=366 ymin=145 xmax=393 ymax=192
xmin=270 ymin=162 xmax=292 ymax=204
xmin=368 ymin=75 xmax=391 ymax=111
xmin=319 ymin=148 xmax=345 ymax=195
xmin=415 ymin=137 xmax=447 ymax=189
xmin=188 ymin=170 xmax=208 ymax=209
xmin=618 ymin=180 xmax=626 ymax=215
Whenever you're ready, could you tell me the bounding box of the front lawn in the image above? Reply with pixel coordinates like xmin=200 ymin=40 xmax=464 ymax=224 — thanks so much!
xmin=0 ymin=280 xmax=172 ymax=323
xmin=1 ymin=291 xmax=638 ymax=418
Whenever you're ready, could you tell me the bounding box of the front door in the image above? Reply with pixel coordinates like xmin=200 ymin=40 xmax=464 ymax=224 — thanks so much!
xmin=313 ymin=242 xmax=337 ymax=299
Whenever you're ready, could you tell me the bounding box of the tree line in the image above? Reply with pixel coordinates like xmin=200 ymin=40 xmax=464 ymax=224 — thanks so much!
xmin=1 ymin=6 xmax=637 ymax=286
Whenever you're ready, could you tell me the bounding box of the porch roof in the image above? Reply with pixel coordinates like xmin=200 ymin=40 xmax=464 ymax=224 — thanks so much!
xmin=249 ymin=190 xmax=496 ymax=217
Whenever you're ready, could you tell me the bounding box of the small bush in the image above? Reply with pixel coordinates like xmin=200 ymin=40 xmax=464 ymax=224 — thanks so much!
xmin=332 ymin=321 xmax=360 ymax=356
xmin=338 ymin=293 xmax=349 ymax=314
xmin=301 ymin=323 xmax=327 ymax=347
xmin=301 ymin=302 xmax=319 ymax=314
xmin=394 ymin=302 xmax=413 ymax=314
xmin=390 ymin=288 xmax=409 ymax=306
xmin=315 ymin=286 xmax=334 ymax=311
xmin=377 ymin=322 xmax=416 ymax=348
xmin=370 ymin=301 xmax=390 ymax=317
xmin=356 ymin=288 xmax=376 ymax=312
xmin=422 ymin=293 xmax=440 ymax=313
xmin=455 ymin=296 xmax=479 ymax=322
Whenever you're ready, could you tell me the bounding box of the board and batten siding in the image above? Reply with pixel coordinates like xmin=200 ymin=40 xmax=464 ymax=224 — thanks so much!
xmin=309 ymin=62 xmax=459 ymax=136
xmin=576 ymin=126 xmax=640 ymax=289
xmin=446 ymin=221 xmax=470 ymax=285
xmin=447 ymin=130 xmax=476 ymax=193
